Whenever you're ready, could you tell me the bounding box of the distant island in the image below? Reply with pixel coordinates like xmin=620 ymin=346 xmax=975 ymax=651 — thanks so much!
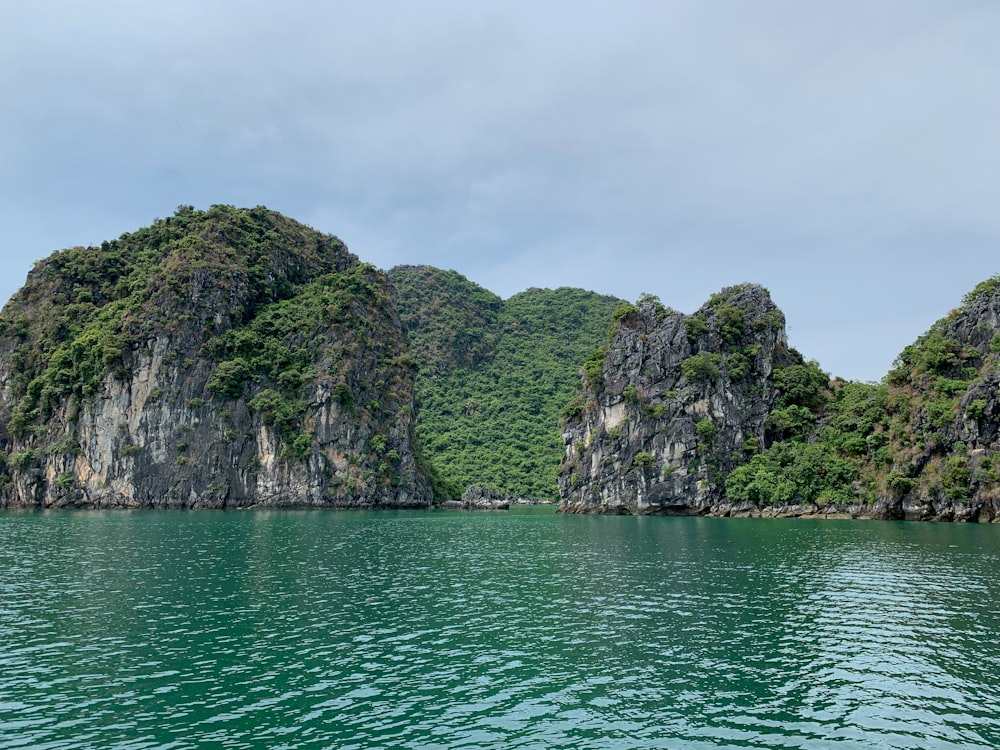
xmin=0 ymin=205 xmax=997 ymax=521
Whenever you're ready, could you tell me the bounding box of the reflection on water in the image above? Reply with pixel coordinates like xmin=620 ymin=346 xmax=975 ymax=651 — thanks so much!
xmin=0 ymin=510 xmax=998 ymax=749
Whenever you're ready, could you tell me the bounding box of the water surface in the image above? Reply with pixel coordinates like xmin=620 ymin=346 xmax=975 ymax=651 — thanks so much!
xmin=1 ymin=509 xmax=997 ymax=749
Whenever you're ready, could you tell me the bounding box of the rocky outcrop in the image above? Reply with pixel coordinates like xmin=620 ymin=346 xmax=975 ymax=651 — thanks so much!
xmin=558 ymin=285 xmax=796 ymax=514
xmin=875 ymin=277 xmax=1000 ymax=521
xmin=0 ymin=205 xmax=432 ymax=509
xmin=438 ymin=485 xmax=554 ymax=510
xmin=460 ymin=484 xmax=511 ymax=510
xmin=438 ymin=484 xmax=513 ymax=510
xmin=559 ymin=278 xmax=1000 ymax=522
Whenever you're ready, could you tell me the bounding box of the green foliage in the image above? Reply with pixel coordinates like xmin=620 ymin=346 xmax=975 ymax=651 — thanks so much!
xmin=334 ymin=382 xmax=354 ymax=408
xmin=681 ymin=352 xmax=721 ymax=382
xmin=205 ymin=260 xmax=403 ymax=459
xmin=753 ymin=310 xmax=784 ymax=333
xmin=725 ymin=441 xmax=861 ymax=506
xmin=891 ymin=331 xmax=965 ymax=382
xmin=861 ymin=278 xmax=1000 ymax=504
xmin=10 ymin=214 xmax=998 ymax=510
xmin=209 ymin=263 xmax=383 ymax=398
xmin=583 ymin=347 xmax=608 ymax=392
xmin=935 ymin=377 xmax=971 ymax=397
xmin=942 ymin=455 xmax=971 ymax=500
xmin=766 ymin=405 xmax=816 ymax=441
xmin=925 ymin=396 xmax=957 ymax=430
xmin=731 ymin=377 xmax=889 ymax=507
xmin=12 ymin=448 xmax=37 ymax=471
xmin=561 ymin=393 xmax=589 ymax=421
xmin=706 ymin=285 xmax=748 ymax=308
xmin=392 ymin=271 xmax=624 ymax=500
xmin=633 ymin=451 xmax=657 ymax=468
xmin=643 ymin=403 xmax=667 ymax=419
xmin=388 ymin=265 xmax=503 ymax=370
xmin=967 ymin=398 xmax=988 ymax=421
xmin=47 ymin=436 xmax=80 ymax=456
xmin=208 ymin=357 xmax=252 ymax=398
xmin=975 ymin=455 xmax=998 ymax=484
xmin=725 ymin=454 xmax=796 ymax=506
xmin=369 ymin=434 xmax=388 ymax=454
xmin=611 ymin=302 xmax=638 ymax=325
xmin=886 ymin=471 xmax=916 ymax=495
xmin=962 ymin=275 xmax=1000 ymax=306
xmin=725 ymin=352 xmax=750 ymax=380
xmin=55 ymin=472 xmax=76 ymax=489
xmin=716 ymin=304 xmax=745 ymax=344
xmin=637 ymin=293 xmax=674 ymax=321
xmin=287 ymin=433 xmax=314 ymax=461
xmin=0 ymin=205 xmax=362 ymax=449
xmin=737 ymin=272 xmax=1000 ymax=507
xmin=247 ymin=389 xmax=307 ymax=439
xmin=684 ymin=316 xmax=708 ymax=342
xmin=695 ymin=418 xmax=716 ymax=444
xmin=773 ymin=362 xmax=829 ymax=411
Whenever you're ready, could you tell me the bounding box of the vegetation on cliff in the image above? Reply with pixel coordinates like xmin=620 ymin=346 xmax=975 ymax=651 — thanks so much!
xmin=0 ymin=205 xmax=431 ymax=507
xmin=558 ymin=283 xmax=802 ymax=512
xmin=390 ymin=265 xmax=623 ymax=500
xmin=724 ymin=277 xmax=1000 ymax=518
xmin=3 ymin=203 xmax=998 ymax=519
xmin=559 ymin=277 xmax=1000 ymax=520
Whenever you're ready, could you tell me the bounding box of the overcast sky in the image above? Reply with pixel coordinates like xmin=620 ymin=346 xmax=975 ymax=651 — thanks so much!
xmin=1 ymin=1 xmax=997 ymax=382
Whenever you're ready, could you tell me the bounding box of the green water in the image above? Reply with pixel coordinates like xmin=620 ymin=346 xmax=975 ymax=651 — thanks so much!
xmin=1 ymin=509 xmax=998 ymax=749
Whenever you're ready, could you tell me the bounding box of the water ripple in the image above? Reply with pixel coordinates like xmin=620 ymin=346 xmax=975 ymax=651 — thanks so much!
xmin=1 ymin=511 xmax=998 ymax=749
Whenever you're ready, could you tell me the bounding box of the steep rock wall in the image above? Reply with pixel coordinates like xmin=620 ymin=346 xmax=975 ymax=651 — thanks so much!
xmin=877 ymin=279 xmax=1000 ymax=521
xmin=558 ymin=285 xmax=795 ymax=514
xmin=559 ymin=278 xmax=1000 ymax=522
xmin=0 ymin=206 xmax=432 ymax=508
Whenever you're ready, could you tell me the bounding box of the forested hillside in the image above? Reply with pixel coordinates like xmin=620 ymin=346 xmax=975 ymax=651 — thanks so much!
xmin=0 ymin=205 xmax=431 ymax=508
xmin=390 ymin=266 xmax=623 ymax=500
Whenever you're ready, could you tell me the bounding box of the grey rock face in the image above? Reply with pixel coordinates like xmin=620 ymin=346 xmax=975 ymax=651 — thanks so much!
xmin=559 ymin=285 xmax=795 ymax=514
xmin=882 ymin=282 xmax=1000 ymax=522
xmin=0 ymin=316 xmax=431 ymax=510
xmin=0 ymin=208 xmax=433 ymax=509
xmin=557 ymin=278 xmax=1000 ymax=522
xmin=458 ymin=484 xmax=512 ymax=510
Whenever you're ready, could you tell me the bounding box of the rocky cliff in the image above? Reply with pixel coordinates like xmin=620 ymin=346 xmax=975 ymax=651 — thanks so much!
xmin=559 ymin=279 xmax=1000 ymax=522
xmin=874 ymin=277 xmax=1000 ymax=521
xmin=0 ymin=205 xmax=432 ymax=508
xmin=6 ymin=206 xmax=1000 ymax=521
xmin=558 ymin=285 xmax=799 ymax=514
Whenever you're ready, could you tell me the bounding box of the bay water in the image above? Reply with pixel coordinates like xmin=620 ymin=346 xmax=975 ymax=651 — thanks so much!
xmin=1 ymin=508 xmax=997 ymax=749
